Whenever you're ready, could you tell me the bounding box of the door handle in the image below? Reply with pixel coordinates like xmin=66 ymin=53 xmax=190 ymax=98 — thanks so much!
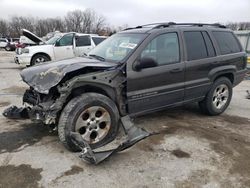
xmin=170 ymin=68 xmax=182 ymax=73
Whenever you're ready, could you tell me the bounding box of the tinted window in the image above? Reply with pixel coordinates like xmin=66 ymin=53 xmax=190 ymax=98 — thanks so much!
xmin=58 ymin=34 xmax=73 ymax=46
xmin=92 ymin=37 xmax=106 ymax=45
xmin=213 ymin=31 xmax=241 ymax=55
xmin=202 ymin=31 xmax=216 ymax=57
xmin=141 ymin=33 xmax=180 ymax=66
xmin=76 ymin=36 xmax=91 ymax=46
xmin=184 ymin=31 xmax=207 ymax=61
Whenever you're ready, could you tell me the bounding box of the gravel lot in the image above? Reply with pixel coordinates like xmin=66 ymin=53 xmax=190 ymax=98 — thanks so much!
xmin=0 ymin=50 xmax=250 ymax=188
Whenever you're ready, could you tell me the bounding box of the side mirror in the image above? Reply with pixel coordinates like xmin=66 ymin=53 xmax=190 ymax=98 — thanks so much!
xmin=133 ymin=57 xmax=157 ymax=71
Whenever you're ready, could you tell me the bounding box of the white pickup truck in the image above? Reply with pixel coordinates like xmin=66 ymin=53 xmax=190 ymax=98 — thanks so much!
xmin=15 ymin=30 xmax=106 ymax=66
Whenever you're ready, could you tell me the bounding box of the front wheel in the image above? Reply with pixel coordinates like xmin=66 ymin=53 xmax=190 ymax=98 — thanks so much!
xmin=58 ymin=93 xmax=120 ymax=152
xmin=199 ymin=77 xmax=232 ymax=116
xmin=31 ymin=54 xmax=49 ymax=66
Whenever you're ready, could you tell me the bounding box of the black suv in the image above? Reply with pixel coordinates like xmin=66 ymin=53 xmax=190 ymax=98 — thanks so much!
xmin=12 ymin=23 xmax=248 ymax=151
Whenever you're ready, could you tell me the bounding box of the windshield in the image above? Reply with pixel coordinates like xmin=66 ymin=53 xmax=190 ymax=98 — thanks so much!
xmin=88 ymin=33 xmax=147 ymax=62
xmin=46 ymin=35 xmax=62 ymax=45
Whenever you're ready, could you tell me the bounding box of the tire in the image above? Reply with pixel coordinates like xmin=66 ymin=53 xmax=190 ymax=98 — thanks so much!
xmin=58 ymin=93 xmax=120 ymax=152
xmin=199 ymin=77 xmax=233 ymax=116
xmin=5 ymin=46 xmax=11 ymax=51
xmin=31 ymin=54 xmax=49 ymax=66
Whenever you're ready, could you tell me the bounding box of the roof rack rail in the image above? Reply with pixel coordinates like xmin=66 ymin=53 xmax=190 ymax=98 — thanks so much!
xmin=124 ymin=22 xmax=227 ymax=31
xmin=157 ymin=22 xmax=227 ymax=29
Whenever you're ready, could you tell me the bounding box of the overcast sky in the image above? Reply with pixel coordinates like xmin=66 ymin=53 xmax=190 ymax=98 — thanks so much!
xmin=0 ymin=0 xmax=249 ymax=26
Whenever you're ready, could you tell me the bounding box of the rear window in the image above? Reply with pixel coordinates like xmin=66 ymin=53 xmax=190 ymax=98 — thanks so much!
xmin=92 ymin=37 xmax=106 ymax=45
xmin=76 ymin=36 xmax=91 ymax=46
xmin=213 ymin=31 xmax=241 ymax=55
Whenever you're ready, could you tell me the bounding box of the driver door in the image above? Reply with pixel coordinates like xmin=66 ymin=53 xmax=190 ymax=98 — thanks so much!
xmin=127 ymin=32 xmax=185 ymax=115
xmin=54 ymin=33 xmax=75 ymax=60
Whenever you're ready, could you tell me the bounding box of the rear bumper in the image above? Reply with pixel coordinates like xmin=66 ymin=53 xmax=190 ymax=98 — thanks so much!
xmin=234 ymin=69 xmax=248 ymax=86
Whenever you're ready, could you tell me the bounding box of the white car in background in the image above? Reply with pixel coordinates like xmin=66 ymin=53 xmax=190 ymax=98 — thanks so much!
xmin=15 ymin=30 xmax=106 ymax=66
xmin=0 ymin=38 xmax=8 ymax=49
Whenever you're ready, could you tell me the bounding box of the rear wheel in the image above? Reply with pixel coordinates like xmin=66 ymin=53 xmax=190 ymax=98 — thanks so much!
xmin=199 ymin=77 xmax=232 ymax=115
xmin=5 ymin=46 xmax=11 ymax=51
xmin=31 ymin=54 xmax=49 ymax=66
xmin=58 ymin=93 xmax=120 ymax=151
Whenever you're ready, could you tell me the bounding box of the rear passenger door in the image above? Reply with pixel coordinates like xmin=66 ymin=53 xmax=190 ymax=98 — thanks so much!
xmin=183 ymin=30 xmax=217 ymax=101
xmin=74 ymin=35 xmax=93 ymax=56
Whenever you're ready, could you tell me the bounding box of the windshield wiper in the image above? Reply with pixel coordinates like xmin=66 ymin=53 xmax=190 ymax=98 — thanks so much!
xmin=89 ymin=54 xmax=105 ymax=61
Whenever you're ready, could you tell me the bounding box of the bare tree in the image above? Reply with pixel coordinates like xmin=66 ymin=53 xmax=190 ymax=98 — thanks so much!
xmin=65 ymin=10 xmax=84 ymax=32
xmin=226 ymin=22 xmax=250 ymax=30
xmin=35 ymin=18 xmax=65 ymax=37
xmin=93 ymin=14 xmax=106 ymax=34
xmin=64 ymin=9 xmax=107 ymax=33
xmin=0 ymin=19 xmax=8 ymax=37
xmin=3 ymin=9 xmax=110 ymax=37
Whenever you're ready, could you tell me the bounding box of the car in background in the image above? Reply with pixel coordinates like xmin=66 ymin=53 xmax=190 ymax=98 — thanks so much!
xmin=15 ymin=31 xmax=106 ymax=66
xmin=235 ymin=30 xmax=250 ymax=68
xmin=0 ymin=38 xmax=20 ymax=51
xmin=4 ymin=38 xmax=20 ymax=51
xmin=0 ymin=38 xmax=8 ymax=49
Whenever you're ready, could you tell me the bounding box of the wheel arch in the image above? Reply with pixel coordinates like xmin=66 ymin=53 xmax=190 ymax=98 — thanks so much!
xmin=69 ymin=84 xmax=117 ymax=101
xmin=31 ymin=52 xmax=51 ymax=63
xmin=209 ymin=65 xmax=236 ymax=84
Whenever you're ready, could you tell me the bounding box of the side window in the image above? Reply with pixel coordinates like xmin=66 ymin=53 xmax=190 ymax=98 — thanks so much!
xmin=213 ymin=31 xmax=241 ymax=55
xmin=58 ymin=34 xmax=73 ymax=46
xmin=141 ymin=33 xmax=180 ymax=66
xmin=184 ymin=31 xmax=208 ymax=61
xmin=76 ymin=36 xmax=91 ymax=47
xmin=202 ymin=31 xmax=216 ymax=57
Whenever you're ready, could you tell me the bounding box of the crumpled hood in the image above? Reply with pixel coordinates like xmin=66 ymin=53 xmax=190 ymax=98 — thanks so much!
xmin=20 ymin=57 xmax=117 ymax=94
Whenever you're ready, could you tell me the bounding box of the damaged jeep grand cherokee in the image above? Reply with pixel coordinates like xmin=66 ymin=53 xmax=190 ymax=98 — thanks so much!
xmin=4 ymin=23 xmax=248 ymax=160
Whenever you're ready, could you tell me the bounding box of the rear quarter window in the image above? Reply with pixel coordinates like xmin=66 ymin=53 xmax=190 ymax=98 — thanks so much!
xmin=213 ymin=31 xmax=241 ymax=55
xmin=92 ymin=37 xmax=106 ymax=45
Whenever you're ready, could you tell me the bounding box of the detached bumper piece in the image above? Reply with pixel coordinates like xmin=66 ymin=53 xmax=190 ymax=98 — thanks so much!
xmin=2 ymin=106 xmax=30 ymax=119
xmin=70 ymin=116 xmax=155 ymax=164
